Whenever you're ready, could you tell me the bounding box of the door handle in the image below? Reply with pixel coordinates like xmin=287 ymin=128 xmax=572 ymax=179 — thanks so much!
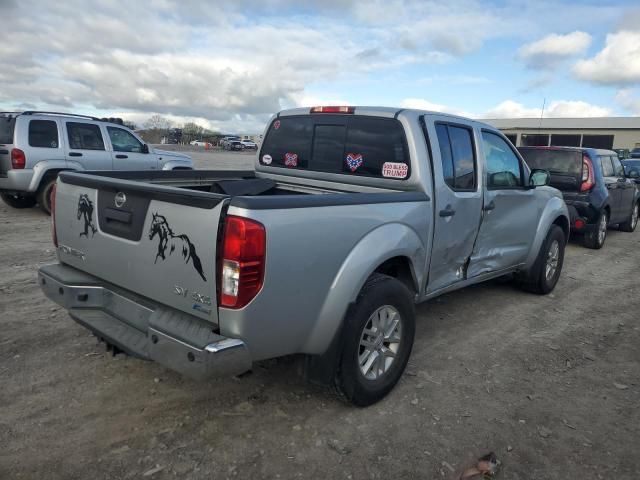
xmin=115 ymin=154 xmax=128 ymax=159
xmin=439 ymin=207 xmax=456 ymax=217
xmin=483 ymin=200 xmax=495 ymax=211
xmin=68 ymin=152 xmax=83 ymax=157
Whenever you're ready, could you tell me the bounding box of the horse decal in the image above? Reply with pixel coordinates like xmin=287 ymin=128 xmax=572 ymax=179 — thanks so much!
xmin=77 ymin=194 xmax=97 ymax=238
xmin=148 ymin=213 xmax=207 ymax=282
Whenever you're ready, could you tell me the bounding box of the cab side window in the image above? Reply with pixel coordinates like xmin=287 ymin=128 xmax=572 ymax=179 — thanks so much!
xmin=67 ymin=122 xmax=105 ymax=150
xmin=482 ymin=131 xmax=523 ymax=189
xmin=599 ymin=156 xmax=614 ymax=177
xmin=29 ymin=120 xmax=58 ymax=148
xmin=435 ymin=123 xmax=476 ymax=191
xmin=107 ymin=127 xmax=143 ymax=153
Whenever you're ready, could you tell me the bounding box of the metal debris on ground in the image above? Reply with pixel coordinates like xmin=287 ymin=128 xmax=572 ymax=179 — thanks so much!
xmin=459 ymin=452 xmax=499 ymax=479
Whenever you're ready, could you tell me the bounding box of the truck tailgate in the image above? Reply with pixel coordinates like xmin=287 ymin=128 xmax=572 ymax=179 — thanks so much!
xmin=54 ymin=172 xmax=227 ymax=324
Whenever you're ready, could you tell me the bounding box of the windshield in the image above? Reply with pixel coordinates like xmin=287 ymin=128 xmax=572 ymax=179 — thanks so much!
xmin=0 ymin=115 xmax=16 ymax=144
xmin=518 ymin=148 xmax=582 ymax=175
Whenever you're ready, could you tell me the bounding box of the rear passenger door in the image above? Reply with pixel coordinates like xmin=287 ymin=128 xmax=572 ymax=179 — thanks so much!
xmin=599 ymin=155 xmax=622 ymax=221
xmin=106 ymin=126 xmax=157 ymax=170
xmin=468 ymin=130 xmax=540 ymax=276
xmin=425 ymin=118 xmax=482 ymax=293
xmin=611 ymin=155 xmax=634 ymax=221
xmin=64 ymin=121 xmax=112 ymax=170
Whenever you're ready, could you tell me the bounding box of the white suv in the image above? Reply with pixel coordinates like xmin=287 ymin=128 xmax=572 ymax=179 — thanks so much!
xmin=0 ymin=111 xmax=193 ymax=213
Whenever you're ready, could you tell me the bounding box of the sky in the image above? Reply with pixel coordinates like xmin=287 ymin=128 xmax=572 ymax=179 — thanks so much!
xmin=0 ymin=0 xmax=639 ymax=133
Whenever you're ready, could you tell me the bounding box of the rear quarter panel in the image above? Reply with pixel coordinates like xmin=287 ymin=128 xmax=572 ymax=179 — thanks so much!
xmin=218 ymin=199 xmax=430 ymax=361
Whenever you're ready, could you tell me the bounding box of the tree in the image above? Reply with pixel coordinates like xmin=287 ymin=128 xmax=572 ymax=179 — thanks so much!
xmin=123 ymin=120 xmax=137 ymax=131
xmin=144 ymin=114 xmax=172 ymax=131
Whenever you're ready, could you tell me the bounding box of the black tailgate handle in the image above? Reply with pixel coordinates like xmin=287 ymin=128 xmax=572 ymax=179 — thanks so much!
xmin=69 ymin=152 xmax=83 ymax=157
xmin=115 ymin=154 xmax=128 ymax=159
xmin=104 ymin=207 xmax=132 ymax=225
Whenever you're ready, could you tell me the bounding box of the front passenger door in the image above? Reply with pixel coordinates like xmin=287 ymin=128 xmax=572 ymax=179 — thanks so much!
xmin=106 ymin=126 xmax=157 ymax=171
xmin=468 ymin=130 xmax=540 ymax=277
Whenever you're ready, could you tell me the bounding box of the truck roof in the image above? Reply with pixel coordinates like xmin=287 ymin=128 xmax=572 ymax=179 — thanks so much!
xmin=276 ymin=106 xmax=498 ymax=131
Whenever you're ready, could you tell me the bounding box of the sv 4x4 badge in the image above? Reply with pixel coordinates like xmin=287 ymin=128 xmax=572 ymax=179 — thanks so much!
xmin=149 ymin=213 xmax=207 ymax=282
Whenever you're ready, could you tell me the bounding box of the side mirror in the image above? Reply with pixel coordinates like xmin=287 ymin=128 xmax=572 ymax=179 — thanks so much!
xmin=529 ymin=169 xmax=550 ymax=187
xmin=141 ymin=144 xmax=149 ymax=154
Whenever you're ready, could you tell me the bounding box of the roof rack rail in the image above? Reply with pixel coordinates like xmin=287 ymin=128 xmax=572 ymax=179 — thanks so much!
xmin=22 ymin=111 xmax=102 ymax=121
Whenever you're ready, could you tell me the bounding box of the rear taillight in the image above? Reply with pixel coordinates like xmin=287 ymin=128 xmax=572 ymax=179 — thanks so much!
xmin=310 ymin=106 xmax=354 ymax=114
xmin=580 ymin=154 xmax=595 ymax=192
xmin=219 ymin=216 xmax=266 ymax=309
xmin=11 ymin=148 xmax=26 ymax=169
xmin=51 ymin=182 xmax=58 ymax=247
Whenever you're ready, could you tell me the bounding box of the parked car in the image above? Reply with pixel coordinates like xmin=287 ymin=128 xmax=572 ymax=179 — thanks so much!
xmin=630 ymin=147 xmax=640 ymax=159
xmin=622 ymin=159 xmax=640 ymax=185
xmin=0 ymin=111 xmax=193 ymax=214
xmin=615 ymin=148 xmax=630 ymax=160
xmin=220 ymin=136 xmax=240 ymax=148
xmin=519 ymin=146 xmax=640 ymax=249
xmin=224 ymin=140 xmax=243 ymax=151
xmin=190 ymin=140 xmax=208 ymax=147
xmin=240 ymin=139 xmax=257 ymax=150
xmin=40 ymin=106 xmax=569 ymax=406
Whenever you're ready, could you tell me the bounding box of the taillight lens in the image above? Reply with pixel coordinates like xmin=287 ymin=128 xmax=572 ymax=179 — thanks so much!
xmin=219 ymin=216 xmax=266 ymax=309
xmin=51 ymin=182 xmax=58 ymax=247
xmin=581 ymin=154 xmax=595 ymax=192
xmin=11 ymin=148 xmax=26 ymax=169
xmin=310 ymin=106 xmax=354 ymax=113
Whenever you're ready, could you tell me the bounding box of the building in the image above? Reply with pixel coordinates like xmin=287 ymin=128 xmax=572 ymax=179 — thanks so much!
xmin=484 ymin=117 xmax=640 ymax=151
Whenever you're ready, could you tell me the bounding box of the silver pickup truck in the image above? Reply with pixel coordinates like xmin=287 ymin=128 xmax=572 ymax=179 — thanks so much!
xmin=39 ymin=106 xmax=569 ymax=406
xmin=0 ymin=111 xmax=193 ymax=214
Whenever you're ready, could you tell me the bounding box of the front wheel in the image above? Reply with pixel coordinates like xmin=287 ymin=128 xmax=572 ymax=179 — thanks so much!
xmin=619 ymin=202 xmax=639 ymax=232
xmin=0 ymin=193 xmax=37 ymax=209
xmin=333 ymin=274 xmax=415 ymax=406
xmin=520 ymin=225 xmax=565 ymax=294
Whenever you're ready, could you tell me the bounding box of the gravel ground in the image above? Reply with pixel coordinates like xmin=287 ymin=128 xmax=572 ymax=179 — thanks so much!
xmin=1 ymin=149 xmax=639 ymax=479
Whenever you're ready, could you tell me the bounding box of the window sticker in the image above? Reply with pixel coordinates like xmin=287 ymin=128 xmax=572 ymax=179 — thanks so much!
xmin=284 ymin=152 xmax=298 ymax=167
xmin=382 ymin=162 xmax=408 ymax=179
xmin=345 ymin=153 xmax=363 ymax=172
xmin=273 ymin=120 xmax=281 ymax=130
xmin=262 ymin=154 xmax=272 ymax=165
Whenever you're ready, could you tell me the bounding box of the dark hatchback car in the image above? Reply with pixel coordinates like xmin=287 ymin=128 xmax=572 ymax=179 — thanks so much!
xmin=224 ymin=140 xmax=244 ymax=151
xmin=622 ymin=159 xmax=640 ymax=185
xmin=519 ymin=147 xmax=640 ymax=249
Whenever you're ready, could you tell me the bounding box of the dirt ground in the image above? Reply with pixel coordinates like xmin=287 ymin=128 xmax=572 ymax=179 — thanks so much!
xmin=1 ymin=149 xmax=639 ymax=479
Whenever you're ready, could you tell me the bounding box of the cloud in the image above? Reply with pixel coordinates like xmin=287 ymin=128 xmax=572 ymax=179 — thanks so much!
xmin=615 ymin=89 xmax=640 ymax=115
xmin=573 ymin=31 xmax=640 ymax=85
xmin=400 ymin=98 xmax=473 ymax=117
xmin=518 ymin=31 xmax=591 ymax=68
xmin=484 ymin=100 xmax=611 ymax=118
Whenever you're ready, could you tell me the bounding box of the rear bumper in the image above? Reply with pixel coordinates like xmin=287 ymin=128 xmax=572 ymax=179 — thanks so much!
xmin=0 ymin=169 xmax=34 ymax=193
xmin=38 ymin=263 xmax=252 ymax=380
xmin=565 ymin=200 xmax=598 ymax=233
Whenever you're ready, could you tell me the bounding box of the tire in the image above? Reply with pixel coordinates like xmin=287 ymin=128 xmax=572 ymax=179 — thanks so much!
xmin=0 ymin=192 xmax=37 ymax=209
xmin=584 ymin=210 xmax=608 ymax=249
xmin=520 ymin=225 xmax=565 ymax=295
xmin=36 ymin=177 xmax=57 ymax=215
xmin=332 ymin=273 xmax=415 ymax=406
xmin=619 ymin=202 xmax=639 ymax=232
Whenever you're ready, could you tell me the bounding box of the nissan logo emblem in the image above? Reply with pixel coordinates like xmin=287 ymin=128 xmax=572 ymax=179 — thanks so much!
xmin=114 ymin=192 xmax=127 ymax=208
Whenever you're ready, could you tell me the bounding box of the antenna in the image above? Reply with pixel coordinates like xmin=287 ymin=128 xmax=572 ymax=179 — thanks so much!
xmin=538 ymin=98 xmax=546 ymax=130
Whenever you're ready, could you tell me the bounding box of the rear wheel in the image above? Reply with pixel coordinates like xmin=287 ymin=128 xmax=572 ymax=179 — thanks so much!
xmin=619 ymin=202 xmax=639 ymax=232
xmin=36 ymin=177 xmax=57 ymax=215
xmin=0 ymin=193 xmax=37 ymax=209
xmin=584 ymin=210 xmax=608 ymax=249
xmin=332 ymin=274 xmax=415 ymax=406
xmin=520 ymin=225 xmax=565 ymax=294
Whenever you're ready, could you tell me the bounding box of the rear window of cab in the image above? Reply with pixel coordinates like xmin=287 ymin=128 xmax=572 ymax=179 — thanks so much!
xmin=259 ymin=115 xmax=410 ymax=180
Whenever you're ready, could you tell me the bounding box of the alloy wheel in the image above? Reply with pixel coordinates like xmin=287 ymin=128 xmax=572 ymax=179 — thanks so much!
xmin=358 ymin=305 xmax=402 ymax=380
